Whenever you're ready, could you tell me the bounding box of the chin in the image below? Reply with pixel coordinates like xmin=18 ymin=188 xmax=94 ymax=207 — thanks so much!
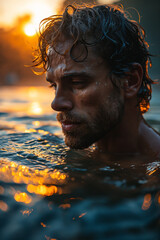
xmin=65 ymin=140 xmax=90 ymax=150
xmin=64 ymin=136 xmax=93 ymax=149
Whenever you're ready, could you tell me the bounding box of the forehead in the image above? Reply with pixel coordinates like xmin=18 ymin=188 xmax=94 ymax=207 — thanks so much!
xmin=46 ymin=38 xmax=106 ymax=79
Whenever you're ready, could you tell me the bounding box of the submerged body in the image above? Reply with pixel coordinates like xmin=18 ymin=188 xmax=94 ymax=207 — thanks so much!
xmin=0 ymin=91 xmax=160 ymax=239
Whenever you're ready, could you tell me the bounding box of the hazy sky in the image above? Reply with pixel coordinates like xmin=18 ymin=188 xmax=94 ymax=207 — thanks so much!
xmin=0 ymin=0 xmax=64 ymax=26
xmin=0 ymin=0 xmax=119 ymax=27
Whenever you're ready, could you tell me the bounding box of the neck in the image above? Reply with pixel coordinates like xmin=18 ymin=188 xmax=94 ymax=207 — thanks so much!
xmin=96 ymin=105 xmax=143 ymax=154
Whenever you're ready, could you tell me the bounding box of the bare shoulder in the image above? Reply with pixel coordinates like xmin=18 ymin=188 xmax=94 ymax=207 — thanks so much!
xmin=139 ymin=118 xmax=160 ymax=157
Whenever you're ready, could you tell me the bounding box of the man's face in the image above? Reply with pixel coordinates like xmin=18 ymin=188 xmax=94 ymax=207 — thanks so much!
xmin=46 ymin=40 xmax=124 ymax=149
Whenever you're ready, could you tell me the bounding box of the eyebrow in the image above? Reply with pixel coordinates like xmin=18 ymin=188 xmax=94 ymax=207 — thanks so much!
xmin=46 ymin=72 xmax=93 ymax=82
xmin=62 ymin=72 xmax=93 ymax=80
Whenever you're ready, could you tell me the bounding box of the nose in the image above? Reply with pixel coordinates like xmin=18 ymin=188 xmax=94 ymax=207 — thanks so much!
xmin=51 ymin=90 xmax=73 ymax=112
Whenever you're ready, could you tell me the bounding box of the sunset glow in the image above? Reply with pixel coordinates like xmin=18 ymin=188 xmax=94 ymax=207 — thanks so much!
xmin=24 ymin=23 xmax=37 ymax=36
xmin=29 ymin=2 xmax=54 ymax=25
xmin=22 ymin=1 xmax=54 ymax=36
xmin=0 ymin=0 xmax=62 ymax=28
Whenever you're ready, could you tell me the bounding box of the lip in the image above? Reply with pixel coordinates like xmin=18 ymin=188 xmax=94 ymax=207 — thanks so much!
xmin=61 ymin=121 xmax=81 ymax=131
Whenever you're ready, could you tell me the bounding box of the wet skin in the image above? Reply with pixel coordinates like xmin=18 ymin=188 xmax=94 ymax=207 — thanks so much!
xmin=46 ymin=39 xmax=160 ymax=157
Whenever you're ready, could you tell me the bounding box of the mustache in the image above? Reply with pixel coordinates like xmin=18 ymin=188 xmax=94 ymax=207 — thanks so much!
xmin=57 ymin=112 xmax=85 ymax=123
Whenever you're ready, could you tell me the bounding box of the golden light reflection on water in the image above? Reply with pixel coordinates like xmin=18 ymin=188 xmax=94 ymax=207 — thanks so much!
xmin=0 ymin=86 xmax=54 ymax=115
xmin=27 ymin=184 xmax=61 ymax=196
xmin=27 ymin=87 xmax=51 ymax=115
xmin=21 ymin=209 xmax=33 ymax=216
xmin=14 ymin=192 xmax=32 ymax=204
xmin=33 ymin=121 xmax=40 ymax=127
xmin=59 ymin=203 xmax=71 ymax=209
xmin=41 ymin=222 xmax=47 ymax=228
xmin=0 ymin=120 xmax=27 ymax=133
xmin=25 ymin=128 xmax=49 ymax=135
xmin=146 ymin=162 xmax=160 ymax=176
xmin=0 ymin=160 xmax=67 ymax=185
xmin=29 ymin=101 xmax=43 ymax=115
xmin=142 ymin=193 xmax=152 ymax=210
xmin=79 ymin=212 xmax=87 ymax=218
xmin=0 ymin=186 xmax=4 ymax=194
xmin=0 ymin=201 xmax=8 ymax=211
xmin=147 ymin=167 xmax=159 ymax=176
xmin=0 ymin=160 xmax=68 ymax=205
xmin=45 ymin=236 xmax=57 ymax=240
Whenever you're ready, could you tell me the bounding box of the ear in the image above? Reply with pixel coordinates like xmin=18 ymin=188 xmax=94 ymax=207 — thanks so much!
xmin=123 ymin=63 xmax=143 ymax=99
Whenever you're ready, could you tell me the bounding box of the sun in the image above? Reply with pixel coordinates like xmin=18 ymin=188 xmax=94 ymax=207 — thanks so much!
xmin=24 ymin=23 xmax=37 ymax=37
xmin=23 ymin=1 xmax=60 ymax=37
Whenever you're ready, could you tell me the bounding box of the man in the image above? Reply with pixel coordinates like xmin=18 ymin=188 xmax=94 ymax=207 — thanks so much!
xmin=33 ymin=4 xmax=160 ymax=157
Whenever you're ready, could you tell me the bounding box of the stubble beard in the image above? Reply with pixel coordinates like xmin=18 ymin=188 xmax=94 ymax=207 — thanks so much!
xmin=57 ymin=94 xmax=124 ymax=149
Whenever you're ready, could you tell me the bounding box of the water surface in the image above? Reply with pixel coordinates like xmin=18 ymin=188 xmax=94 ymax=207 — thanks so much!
xmin=0 ymin=86 xmax=160 ymax=240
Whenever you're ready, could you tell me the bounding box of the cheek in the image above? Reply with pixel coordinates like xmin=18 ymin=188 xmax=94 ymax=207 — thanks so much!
xmin=75 ymin=85 xmax=106 ymax=108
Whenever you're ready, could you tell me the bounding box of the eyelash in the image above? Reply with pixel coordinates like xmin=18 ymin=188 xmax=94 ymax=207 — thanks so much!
xmin=48 ymin=79 xmax=87 ymax=90
xmin=72 ymin=81 xmax=85 ymax=85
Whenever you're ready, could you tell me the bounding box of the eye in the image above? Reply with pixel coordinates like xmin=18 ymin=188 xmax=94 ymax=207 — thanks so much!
xmin=72 ymin=80 xmax=84 ymax=84
xmin=71 ymin=79 xmax=87 ymax=88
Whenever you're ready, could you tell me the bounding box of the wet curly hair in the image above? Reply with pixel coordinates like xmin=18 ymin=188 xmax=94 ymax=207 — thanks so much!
xmin=32 ymin=4 xmax=155 ymax=113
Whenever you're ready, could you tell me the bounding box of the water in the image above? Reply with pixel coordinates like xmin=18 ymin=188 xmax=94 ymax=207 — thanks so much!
xmin=0 ymin=86 xmax=160 ymax=240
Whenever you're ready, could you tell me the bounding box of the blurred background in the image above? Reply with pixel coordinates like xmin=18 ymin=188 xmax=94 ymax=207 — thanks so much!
xmin=0 ymin=0 xmax=159 ymax=86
